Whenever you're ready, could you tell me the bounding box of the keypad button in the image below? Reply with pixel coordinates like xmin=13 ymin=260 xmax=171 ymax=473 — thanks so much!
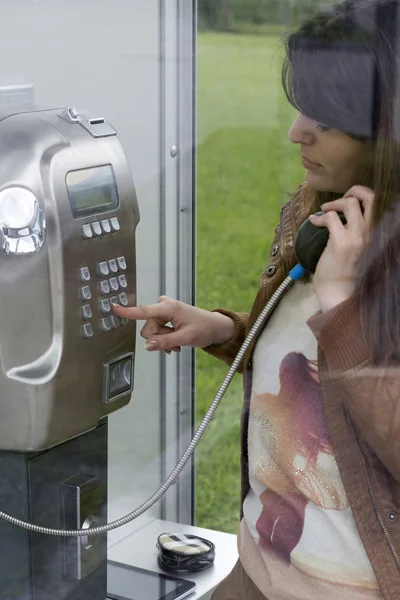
xmin=118 ymin=275 xmax=127 ymax=289
xmin=100 ymin=280 xmax=110 ymax=295
xmin=108 ymin=259 xmax=118 ymax=273
xmin=101 ymin=317 xmax=112 ymax=332
xmin=117 ymin=256 xmax=127 ymax=270
xmin=91 ymin=222 xmax=102 ymax=236
xmin=80 ymin=286 xmax=92 ymax=301
xmin=79 ymin=267 xmax=91 ymax=283
xmin=82 ymin=224 xmax=93 ymax=240
xmin=121 ymin=318 xmax=129 ymax=326
xmin=98 ymin=261 xmax=109 ymax=277
xmin=110 ymin=277 xmax=119 ymax=292
xmin=81 ymin=304 xmax=92 ymax=320
xmin=110 ymin=315 xmax=121 ymax=329
xmin=100 ymin=219 xmax=111 ymax=234
xmin=82 ymin=323 xmax=94 ymax=339
xmin=100 ymin=298 xmax=111 ymax=314
xmin=118 ymin=292 xmax=129 ymax=307
xmin=110 ymin=296 xmax=118 ymax=306
xmin=110 ymin=217 xmax=120 ymax=232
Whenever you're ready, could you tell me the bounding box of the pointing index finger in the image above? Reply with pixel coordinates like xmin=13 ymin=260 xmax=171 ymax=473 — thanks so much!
xmin=112 ymin=303 xmax=170 ymax=323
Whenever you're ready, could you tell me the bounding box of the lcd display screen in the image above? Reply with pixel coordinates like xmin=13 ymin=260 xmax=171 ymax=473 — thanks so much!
xmin=67 ymin=165 xmax=119 ymax=218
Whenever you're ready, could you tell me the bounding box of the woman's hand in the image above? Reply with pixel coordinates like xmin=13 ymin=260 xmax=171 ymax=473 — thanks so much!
xmin=112 ymin=296 xmax=236 ymax=353
xmin=309 ymin=185 xmax=375 ymax=312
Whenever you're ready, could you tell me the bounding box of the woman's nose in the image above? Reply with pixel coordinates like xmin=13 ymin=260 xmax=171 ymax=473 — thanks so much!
xmin=288 ymin=113 xmax=315 ymax=145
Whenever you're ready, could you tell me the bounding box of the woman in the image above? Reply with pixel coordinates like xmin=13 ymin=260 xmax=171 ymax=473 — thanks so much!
xmin=113 ymin=0 xmax=400 ymax=597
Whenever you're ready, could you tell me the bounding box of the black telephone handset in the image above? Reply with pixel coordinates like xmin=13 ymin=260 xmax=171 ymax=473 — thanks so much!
xmin=294 ymin=211 xmax=347 ymax=273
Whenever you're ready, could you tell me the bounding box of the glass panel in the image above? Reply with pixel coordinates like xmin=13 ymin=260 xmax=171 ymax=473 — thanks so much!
xmin=196 ymin=1 xmax=305 ymax=534
xmin=195 ymin=2 xmax=392 ymax=597
xmin=195 ymin=0 xmax=356 ymax=536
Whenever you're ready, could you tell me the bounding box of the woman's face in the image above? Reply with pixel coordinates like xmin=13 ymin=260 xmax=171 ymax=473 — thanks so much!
xmin=288 ymin=113 xmax=370 ymax=193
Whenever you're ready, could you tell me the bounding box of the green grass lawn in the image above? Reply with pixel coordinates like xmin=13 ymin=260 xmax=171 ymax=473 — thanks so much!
xmin=195 ymin=32 xmax=304 ymax=533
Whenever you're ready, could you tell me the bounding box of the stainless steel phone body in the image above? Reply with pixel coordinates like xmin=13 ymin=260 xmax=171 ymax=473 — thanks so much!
xmin=0 ymin=106 xmax=139 ymax=451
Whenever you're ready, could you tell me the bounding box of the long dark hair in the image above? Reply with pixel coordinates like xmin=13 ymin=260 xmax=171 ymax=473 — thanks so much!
xmin=282 ymin=0 xmax=400 ymax=364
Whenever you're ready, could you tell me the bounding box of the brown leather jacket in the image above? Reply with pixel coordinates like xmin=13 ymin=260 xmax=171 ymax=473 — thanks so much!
xmin=204 ymin=189 xmax=400 ymax=599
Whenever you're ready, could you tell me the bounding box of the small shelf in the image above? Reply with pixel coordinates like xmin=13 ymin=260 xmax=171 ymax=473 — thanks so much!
xmin=108 ymin=519 xmax=238 ymax=600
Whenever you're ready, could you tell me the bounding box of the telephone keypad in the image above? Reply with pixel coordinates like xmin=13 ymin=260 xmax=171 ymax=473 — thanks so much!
xmin=79 ymin=254 xmax=130 ymax=337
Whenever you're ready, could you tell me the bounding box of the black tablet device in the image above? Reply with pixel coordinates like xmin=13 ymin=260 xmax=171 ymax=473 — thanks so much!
xmin=107 ymin=561 xmax=197 ymax=600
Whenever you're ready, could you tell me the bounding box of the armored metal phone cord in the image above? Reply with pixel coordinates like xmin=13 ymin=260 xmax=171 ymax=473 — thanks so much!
xmin=0 ymin=264 xmax=306 ymax=536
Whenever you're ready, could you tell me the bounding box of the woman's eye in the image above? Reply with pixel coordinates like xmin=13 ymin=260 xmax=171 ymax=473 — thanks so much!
xmin=315 ymin=122 xmax=331 ymax=132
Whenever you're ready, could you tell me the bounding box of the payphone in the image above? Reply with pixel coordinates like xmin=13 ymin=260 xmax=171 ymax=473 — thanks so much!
xmin=0 ymin=104 xmax=139 ymax=452
xmin=0 ymin=104 xmax=139 ymax=600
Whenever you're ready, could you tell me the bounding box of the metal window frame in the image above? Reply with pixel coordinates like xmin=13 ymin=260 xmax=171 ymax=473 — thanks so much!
xmin=159 ymin=0 xmax=197 ymax=525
